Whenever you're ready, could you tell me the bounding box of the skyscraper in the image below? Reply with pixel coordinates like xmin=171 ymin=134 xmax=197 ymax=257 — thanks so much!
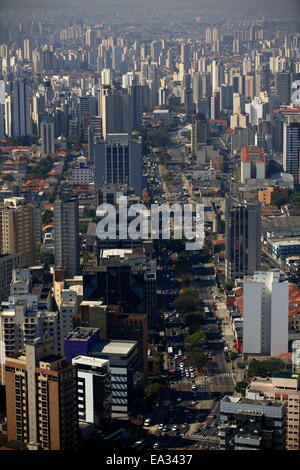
xmin=5 ymin=336 xmax=78 ymax=450
xmin=0 ymin=197 xmax=35 ymax=267
xmin=191 ymin=113 xmax=207 ymax=156
xmin=40 ymin=117 xmax=55 ymax=157
xmin=243 ymin=270 xmax=288 ymax=356
xmin=54 ymin=195 xmax=80 ymax=278
xmin=99 ymin=85 xmax=133 ymax=138
xmin=283 ymin=119 xmax=300 ymax=185
xmin=225 ymin=195 xmax=261 ymax=281
xmin=275 ymin=72 xmax=291 ymax=105
xmin=11 ymin=77 xmax=32 ymax=137
xmin=94 ymin=133 xmax=142 ymax=196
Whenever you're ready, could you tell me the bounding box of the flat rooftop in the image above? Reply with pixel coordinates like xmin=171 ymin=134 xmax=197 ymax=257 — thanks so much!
xmin=90 ymin=340 xmax=137 ymax=356
xmin=65 ymin=327 xmax=99 ymax=341
xmin=72 ymin=355 xmax=109 ymax=368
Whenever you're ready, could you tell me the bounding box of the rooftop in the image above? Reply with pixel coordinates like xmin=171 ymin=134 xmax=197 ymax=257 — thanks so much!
xmin=90 ymin=339 xmax=137 ymax=356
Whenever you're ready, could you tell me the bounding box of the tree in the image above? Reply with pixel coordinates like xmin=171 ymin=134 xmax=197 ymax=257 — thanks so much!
xmin=144 ymin=383 xmax=164 ymax=401
xmin=42 ymin=209 xmax=53 ymax=225
xmin=271 ymin=192 xmax=288 ymax=208
xmin=186 ymin=348 xmax=208 ymax=372
xmin=248 ymin=358 xmax=285 ymax=377
xmin=235 ymin=381 xmax=248 ymax=396
xmin=185 ymin=330 xmax=206 ymax=349
xmin=174 ymin=294 xmax=198 ymax=312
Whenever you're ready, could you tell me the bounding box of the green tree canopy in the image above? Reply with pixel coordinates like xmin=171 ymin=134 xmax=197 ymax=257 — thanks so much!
xmin=235 ymin=381 xmax=248 ymax=396
xmin=144 ymin=383 xmax=164 ymax=400
xmin=248 ymin=358 xmax=285 ymax=377
xmin=185 ymin=330 xmax=206 ymax=349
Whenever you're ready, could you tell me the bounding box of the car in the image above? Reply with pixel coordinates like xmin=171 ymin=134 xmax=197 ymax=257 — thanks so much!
xmin=177 ymin=396 xmax=183 ymax=402
xmin=186 ymin=372 xmax=190 ymax=377
xmin=153 ymin=442 xmax=161 ymax=450
xmin=162 ymin=426 xmax=168 ymax=432
xmin=144 ymin=418 xmax=151 ymax=426
xmin=172 ymin=425 xmax=177 ymax=432
xmin=192 ymin=385 xmax=197 ymax=390
xmin=190 ymin=373 xmax=195 ymax=378
xmin=158 ymin=423 xmax=164 ymax=430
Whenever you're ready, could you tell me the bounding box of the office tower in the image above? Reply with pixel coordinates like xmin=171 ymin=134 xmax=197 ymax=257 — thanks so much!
xmin=94 ymin=133 xmax=142 ymax=196
xmin=87 ymin=116 xmax=102 ymax=163
xmin=0 ymin=197 xmax=35 ymax=267
xmin=107 ymin=311 xmax=148 ymax=376
xmin=191 ymin=113 xmax=207 ymax=156
xmin=89 ymin=339 xmax=142 ymax=418
xmin=23 ymin=39 xmax=31 ymax=62
xmin=232 ymin=38 xmax=240 ymax=54
xmin=5 ymin=337 xmax=78 ymax=450
xmin=4 ymin=94 xmax=12 ymax=137
xmin=11 ymin=78 xmax=32 ymax=137
xmin=53 ymin=195 xmax=80 ymax=278
xmin=233 ymin=93 xmax=245 ymax=114
xmin=40 ymin=117 xmax=55 ymax=157
xmin=219 ymin=396 xmax=286 ymax=450
xmin=181 ymin=43 xmax=190 ymax=72
xmin=101 ymin=68 xmax=112 ymax=86
xmin=0 ymin=253 xmax=20 ymax=303
xmin=243 ymin=271 xmax=288 ymax=356
xmin=246 ymin=375 xmax=300 ymax=450
xmin=72 ymin=356 xmax=111 ymax=429
xmin=240 ymin=146 xmax=266 ymax=183
xmin=32 ymin=92 xmax=45 ymax=136
xmin=231 ymin=127 xmax=256 ymax=151
xmin=219 ymin=84 xmax=233 ymax=111
xmin=275 ymin=72 xmax=291 ymax=105
xmin=211 ymin=59 xmax=224 ymax=93
xmin=245 ymin=75 xmax=255 ymax=100
xmin=112 ymin=46 xmax=122 ymax=71
xmin=83 ymin=251 xmax=157 ymax=330
xmin=243 ymin=55 xmax=252 ymax=75
xmin=0 ymin=79 xmax=4 ymax=139
xmin=99 ymin=85 xmax=133 ymax=138
xmin=210 ymin=92 xmax=220 ymax=120
xmin=225 ymin=195 xmax=261 ymax=281
xmin=283 ymin=120 xmax=300 ymax=185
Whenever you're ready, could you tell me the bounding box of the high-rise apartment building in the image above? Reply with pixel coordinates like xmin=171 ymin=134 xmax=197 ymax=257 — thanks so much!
xmin=94 ymin=133 xmax=142 ymax=196
xmin=0 ymin=253 xmax=20 ymax=303
xmin=283 ymin=119 xmax=300 ymax=185
xmin=5 ymin=336 xmax=79 ymax=450
xmin=0 ymin=197 xmax=35 ymax=267
xmin=211 ymin=59 xmax=224 ymax=93
xmin=225 ymin=195 xmax=261 ymax=281
xmin=240 ymin=146 xmax=266 ymax=183
xmin=243 ymin=270 xmax=289 ymax=356
xmin=10 ymin=78 xmax=32 ymax=137
xmin=53 ymin=195 xmax=80 ymax=278
xmin=40 ymin=117 xmax=55 ymax=157
xmin=191 ymin=113 xmax=207 ymax=156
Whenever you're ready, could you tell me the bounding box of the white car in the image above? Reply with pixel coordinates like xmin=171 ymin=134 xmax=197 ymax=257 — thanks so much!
xmin=190 ymin=373 xmax=195 ymax=378
xmin=158 ymin=423 xmax=164 ymax=430
xmin=144 ymin=418 xmax=151 ymax=426
xmin=192 ymin=385 xmax=197 ymax=390
xmin=172 ymin=425 xmax=177 ymax=432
